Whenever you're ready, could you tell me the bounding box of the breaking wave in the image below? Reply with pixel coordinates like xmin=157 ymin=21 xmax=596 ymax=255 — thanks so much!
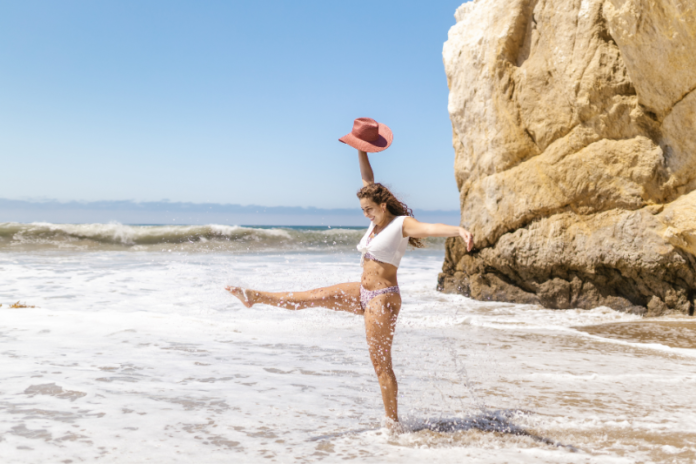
xmin=0 ymin=222 xmax=445 ymax=253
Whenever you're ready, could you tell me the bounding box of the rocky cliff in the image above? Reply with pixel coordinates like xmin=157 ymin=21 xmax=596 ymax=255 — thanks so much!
xmin=439 ymin=0 xmax=696 ymax=315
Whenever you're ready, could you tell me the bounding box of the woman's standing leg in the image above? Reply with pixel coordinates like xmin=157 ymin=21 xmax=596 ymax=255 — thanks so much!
xmin=364 ymin=293 xmax=401 ymax=423
xmin=226 ymin=282 xmax=362 ymax=314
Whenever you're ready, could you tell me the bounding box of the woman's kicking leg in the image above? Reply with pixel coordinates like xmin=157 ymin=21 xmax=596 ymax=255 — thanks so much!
xmin=225 ymin=282 xmax=362 ymax=314
xmin=364 ymin=293 xmax=401 ymax=425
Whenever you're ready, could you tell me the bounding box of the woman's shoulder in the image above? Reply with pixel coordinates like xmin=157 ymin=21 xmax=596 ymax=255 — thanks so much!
xmin=388 ymin=216 xmax=408 ymax=229
xmin=393 ymin=216 xmax=411 ymax=236
xmin=397 ymin=216 xmax=415 ymax=226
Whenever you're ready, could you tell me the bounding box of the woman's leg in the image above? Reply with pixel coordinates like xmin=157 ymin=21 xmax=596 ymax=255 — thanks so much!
xmin=364 ymin=292 xmax=401 ymax=423
xmin=225 ymin=282 xmax=363 ymax=314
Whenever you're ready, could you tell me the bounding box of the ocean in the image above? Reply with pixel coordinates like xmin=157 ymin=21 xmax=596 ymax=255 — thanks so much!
xmin=1 ymin=222 xmax=695 ymax=463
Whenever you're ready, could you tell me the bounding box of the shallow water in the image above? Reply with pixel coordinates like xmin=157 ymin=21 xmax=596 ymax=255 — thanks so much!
xmin=1 ymin=248 xmax=695 ymax=463
xmin=577 ymin=320 xmax=696 ymax=349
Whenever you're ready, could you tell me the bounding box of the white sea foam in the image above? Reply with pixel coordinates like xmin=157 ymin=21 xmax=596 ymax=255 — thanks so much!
xmin=0 ymin=249 xmax=694 ymax=463
xmin=0 ymin=222 xmax=446 ymax=254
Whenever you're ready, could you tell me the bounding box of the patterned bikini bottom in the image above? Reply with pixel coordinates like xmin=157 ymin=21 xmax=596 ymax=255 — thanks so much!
xmin=359 ymin=285 xmax=400 ymax=310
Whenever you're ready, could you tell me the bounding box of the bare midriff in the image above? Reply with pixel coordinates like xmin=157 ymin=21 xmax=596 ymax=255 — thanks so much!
xmin=361 ymin=259 xmax=398 ymax=291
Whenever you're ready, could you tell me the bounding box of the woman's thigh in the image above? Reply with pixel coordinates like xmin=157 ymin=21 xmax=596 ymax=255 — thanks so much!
xmin=301 ymin=282 xmax=362 ymax=314
xmin=364 ymin=293 xmax=401 ymax=367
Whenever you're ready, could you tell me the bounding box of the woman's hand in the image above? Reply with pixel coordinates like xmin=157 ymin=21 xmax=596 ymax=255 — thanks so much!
xmin=459 ymin=227 xmax=474 ymax=252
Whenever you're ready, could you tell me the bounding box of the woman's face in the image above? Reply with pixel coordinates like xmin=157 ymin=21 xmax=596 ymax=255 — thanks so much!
xmin=360 ymin=198 xmax=387 ymax=224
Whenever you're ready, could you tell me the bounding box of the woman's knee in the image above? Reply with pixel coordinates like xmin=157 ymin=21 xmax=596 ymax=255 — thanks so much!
xmin=370 ymin=350 xmax=393 ymax=370
xmin=373 ymin=365 xmax=395 ymax=382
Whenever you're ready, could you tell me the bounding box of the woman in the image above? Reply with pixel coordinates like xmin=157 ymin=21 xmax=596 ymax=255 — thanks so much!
xmin=226 ymin=117 xmax=474 ymax=431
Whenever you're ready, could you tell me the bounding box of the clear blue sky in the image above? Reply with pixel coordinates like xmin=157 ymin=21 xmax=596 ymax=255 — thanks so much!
xmin=1 ymin=0 xmax=467 ymax=210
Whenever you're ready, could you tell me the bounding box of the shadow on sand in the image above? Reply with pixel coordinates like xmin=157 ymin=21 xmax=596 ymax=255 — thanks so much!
xmin=309 ymin=409 xmax=578 ymax=452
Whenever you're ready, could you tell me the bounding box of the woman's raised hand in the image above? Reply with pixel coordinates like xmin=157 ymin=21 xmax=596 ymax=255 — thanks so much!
xmin=459 ymin=227 xmax=474 ymax=252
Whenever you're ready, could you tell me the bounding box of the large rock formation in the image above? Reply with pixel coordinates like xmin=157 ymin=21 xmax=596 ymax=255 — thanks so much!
xmin=439 ymin=0 xmax=696 ymax=315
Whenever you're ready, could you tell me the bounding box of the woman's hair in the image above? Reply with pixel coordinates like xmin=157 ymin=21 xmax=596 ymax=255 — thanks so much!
xmin=357 ymin=183 xmax=424 ymax=248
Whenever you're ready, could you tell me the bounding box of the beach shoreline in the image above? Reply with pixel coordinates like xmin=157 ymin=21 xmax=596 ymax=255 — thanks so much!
xmin=1 ymin=247 xmax=694 ymax=462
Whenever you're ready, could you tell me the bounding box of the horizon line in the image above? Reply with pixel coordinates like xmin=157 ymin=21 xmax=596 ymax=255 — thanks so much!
xmin=0 ymin=198 xmax=461 ymax=214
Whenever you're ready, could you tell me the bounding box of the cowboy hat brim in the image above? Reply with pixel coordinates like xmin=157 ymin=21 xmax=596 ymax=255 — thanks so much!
xmin=339 ymin=123 xmax=393 ymax=153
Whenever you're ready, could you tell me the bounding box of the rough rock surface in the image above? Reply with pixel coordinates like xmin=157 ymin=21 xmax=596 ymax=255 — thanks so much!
xmin=439 ymin=0 xmax=696 ymax=315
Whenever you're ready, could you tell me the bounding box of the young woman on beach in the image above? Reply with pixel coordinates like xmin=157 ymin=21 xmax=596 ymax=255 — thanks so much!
xmin=226 ymin=117 xmax=474 ymax=431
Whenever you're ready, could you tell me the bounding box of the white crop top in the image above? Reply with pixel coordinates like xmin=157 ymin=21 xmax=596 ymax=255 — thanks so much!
xmin=357 ymin=216 xmax=409 ymax=268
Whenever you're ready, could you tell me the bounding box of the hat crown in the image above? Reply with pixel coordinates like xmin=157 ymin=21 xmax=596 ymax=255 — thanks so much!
xmin=352 ymin=118 xmax=380 ymax=142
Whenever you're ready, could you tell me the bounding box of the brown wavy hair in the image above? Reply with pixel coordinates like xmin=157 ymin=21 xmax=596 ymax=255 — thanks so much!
xmin=357 ymin=183 xmax=424 ymax=248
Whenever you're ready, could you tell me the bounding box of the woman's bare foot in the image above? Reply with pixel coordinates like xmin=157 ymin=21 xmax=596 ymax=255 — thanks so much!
xmin=225 ymin=286 xmax=253 ymax=308
xmin=382 ymin=416 xmax=406 ymax=435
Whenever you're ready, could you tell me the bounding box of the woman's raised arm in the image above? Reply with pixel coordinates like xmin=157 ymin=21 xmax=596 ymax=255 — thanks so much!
xmin=358 ymin=150 xmax=374 ymax=186
xmin=403 ymin=217 xmax=474 ymax=252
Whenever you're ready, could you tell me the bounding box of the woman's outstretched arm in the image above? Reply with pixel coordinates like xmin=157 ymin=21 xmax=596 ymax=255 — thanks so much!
xmin=403 ymin=217 xmax=474 ymax=252
xmin=358 ymin=150 xmax=374 ymax=186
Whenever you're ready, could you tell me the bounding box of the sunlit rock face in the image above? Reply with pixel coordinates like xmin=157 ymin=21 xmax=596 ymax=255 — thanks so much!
xmin=439 ymin=0 xmax=696 ymax=315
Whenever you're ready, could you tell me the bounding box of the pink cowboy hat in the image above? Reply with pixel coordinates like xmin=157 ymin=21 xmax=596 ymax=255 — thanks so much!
xmin=339 ymin=117 xmax=393 ymax=153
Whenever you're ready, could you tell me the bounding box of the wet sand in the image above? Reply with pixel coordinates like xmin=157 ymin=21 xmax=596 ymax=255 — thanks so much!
xmin=576 ymin=319 xmax=696 ymax=349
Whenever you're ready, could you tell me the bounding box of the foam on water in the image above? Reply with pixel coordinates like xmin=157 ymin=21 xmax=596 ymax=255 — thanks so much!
xmin=1 ymin=248 xmax=695 ymax=463
xmin=0 ymin=222 xmax=448 ymax=254
xmin=0 ymin=222 xmax=374 ymax=252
